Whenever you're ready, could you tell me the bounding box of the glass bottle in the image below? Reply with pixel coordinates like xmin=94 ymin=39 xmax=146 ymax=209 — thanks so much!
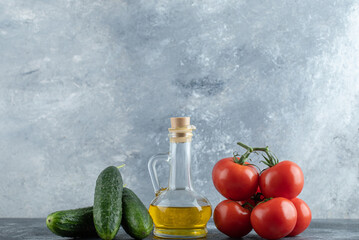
xmin=148 ymin=117 xmax=212 ymax=239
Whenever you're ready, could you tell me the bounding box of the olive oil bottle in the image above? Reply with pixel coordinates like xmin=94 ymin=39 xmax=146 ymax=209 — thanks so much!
xmin=148 ymin=117 xmax=212 ymax=238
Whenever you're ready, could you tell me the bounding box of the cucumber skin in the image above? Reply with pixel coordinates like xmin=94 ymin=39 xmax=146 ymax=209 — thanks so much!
xmin=94 ymin=166 xmax=123 ymax=240
xmin=122 ymin=188 xmax=153 ymax=239
xmin=46 ymin=207 xmax=97 ymax=238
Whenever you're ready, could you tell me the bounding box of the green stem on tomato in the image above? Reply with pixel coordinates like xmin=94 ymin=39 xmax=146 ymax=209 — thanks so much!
xmin=241 ymin=201 xmax=254 ymax=210
xmin=237 ymin=142 xmax=253 ymax=152
xmin=236 ymin=142 xmax=279 ymax=168
xmin=251 ymin=192 xmax=265 ymax=204
xmin=252 ymin=146 xmax=269 ymax=152
xmin=257 ymin=197 xmax=273 ymax=205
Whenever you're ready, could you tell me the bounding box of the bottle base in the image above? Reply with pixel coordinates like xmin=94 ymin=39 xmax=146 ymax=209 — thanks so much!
xmin=153 ymin=227 xmax=208 ymax=239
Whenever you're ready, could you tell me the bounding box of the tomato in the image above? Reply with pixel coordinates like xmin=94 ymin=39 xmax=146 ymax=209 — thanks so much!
xmin=288 ymin=198 xmax=312 ymax=236
xmin=212 ymin=157 xmax=259 ymax=200
xmin=259 ymin=160 xmax=304 ymax=199
xmin=213 ymin=200 xmax=252 ymax=238
xmin=251 ymin=197 xmax=297 ymax=240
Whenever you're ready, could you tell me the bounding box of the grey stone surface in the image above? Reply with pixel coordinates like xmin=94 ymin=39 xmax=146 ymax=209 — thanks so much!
xmin=0 ymin=1 xmax=359 ymax=218
xmin=0 ymin=219 xmax=358 ymax=240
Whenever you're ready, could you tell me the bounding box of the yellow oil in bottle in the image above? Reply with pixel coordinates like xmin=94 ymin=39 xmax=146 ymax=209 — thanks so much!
xmin=149 ymin=205 xmax=212 ymax=238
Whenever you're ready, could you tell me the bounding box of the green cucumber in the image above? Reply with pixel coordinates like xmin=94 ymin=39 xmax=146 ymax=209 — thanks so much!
xmin=46 ymin=187 xmax=152 ymax=239
xmin=46 ymin=207 xmax=97 ymax=237
xmin=121 ymin=188 xmax=153 ymax=239
xmin=93 ymin=166 xmax=123 ymax=240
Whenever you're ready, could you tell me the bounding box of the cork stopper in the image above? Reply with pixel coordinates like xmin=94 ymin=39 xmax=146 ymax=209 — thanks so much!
xmin=170 ymin=117 xmax=190 ymax=128
xmin=168 ymin=117 xmax=195 ymax=143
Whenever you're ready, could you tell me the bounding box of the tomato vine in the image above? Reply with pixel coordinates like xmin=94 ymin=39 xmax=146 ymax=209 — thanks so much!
xmin=236 ymin=142 xmax=280 ymax=169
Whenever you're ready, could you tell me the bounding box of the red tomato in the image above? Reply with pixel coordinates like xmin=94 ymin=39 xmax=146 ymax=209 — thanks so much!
xmin=212 ymin=157 xmax=259 ymax=200
xmin=251 ymin=197 xmax=297 ymax=240
xmin=259 ymin=160 xmax=304 ymax=199
xmin=213 ymin=200 xmax=252 ymax=238
xmin=288 ymin=198 xmax=312 ymax=236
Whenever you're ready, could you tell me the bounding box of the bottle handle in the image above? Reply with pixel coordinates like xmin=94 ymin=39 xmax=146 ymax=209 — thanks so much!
xmin=148 ymin=152 xmax=170 ymax=194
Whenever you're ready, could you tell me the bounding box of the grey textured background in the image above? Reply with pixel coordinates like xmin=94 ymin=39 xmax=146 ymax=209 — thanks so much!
xmin=0 ymin=0 xmax=358 ymax=218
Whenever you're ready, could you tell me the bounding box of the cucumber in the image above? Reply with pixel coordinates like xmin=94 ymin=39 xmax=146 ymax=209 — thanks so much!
xmin=121 ymin=188 xmax=153 ymax=239
xmin=46 ymin=187 xmax=151 ymax=239
xmin=46 ymin=207 xmax=97 ymax=238
xmin=93 ymin=166 xmax=123 ymax=240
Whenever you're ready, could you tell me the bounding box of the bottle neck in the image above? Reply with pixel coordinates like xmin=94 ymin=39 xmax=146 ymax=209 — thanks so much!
xmin=168 ymin=141 xmax=193 ymax=191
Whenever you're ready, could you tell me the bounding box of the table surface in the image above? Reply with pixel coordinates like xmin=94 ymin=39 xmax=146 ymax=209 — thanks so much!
xmin=0 ymin=219 xmax=358 ymax=240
